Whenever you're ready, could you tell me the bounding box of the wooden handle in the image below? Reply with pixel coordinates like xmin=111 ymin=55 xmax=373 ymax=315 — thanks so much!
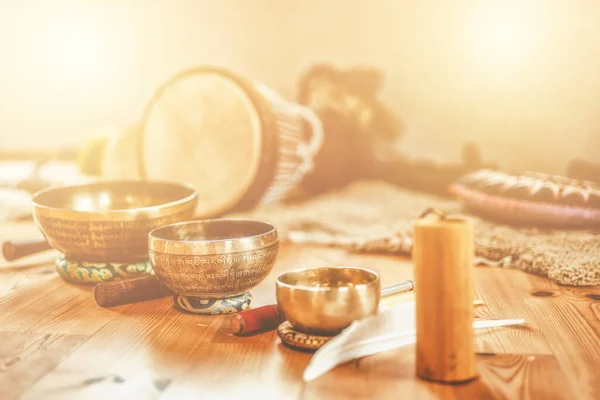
xmin=228 ymin=305 xmax=285 ymax=336
xmin=93 ymin=275 xmax=172 ymax=308
xmin=2 ymin=239 xmax=52 ymax=261
xmin=413 ymin=211 xmax=477 ymax=384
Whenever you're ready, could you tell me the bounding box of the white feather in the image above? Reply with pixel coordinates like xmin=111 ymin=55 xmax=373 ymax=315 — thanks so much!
xmin=303 ymin=302 xmax=524 ymax=382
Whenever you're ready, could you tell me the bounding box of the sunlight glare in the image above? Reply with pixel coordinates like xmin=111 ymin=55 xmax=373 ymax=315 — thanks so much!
xmin=36 ymin=6 xmax=113 ymax=87
xmin=464 ymin=3 xmax=542 ymax=69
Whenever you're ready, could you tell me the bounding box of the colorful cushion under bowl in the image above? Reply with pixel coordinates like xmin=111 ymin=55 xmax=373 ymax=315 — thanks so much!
xmin=56 ymin=256 xmax=153 ymax=284
xmin=173 ymin=292 xmax=252 ymax=315
xmin=449 ymin=169 xmax=600 ymax=227
xmin=277 ymin=321 xmax=333 ymax=351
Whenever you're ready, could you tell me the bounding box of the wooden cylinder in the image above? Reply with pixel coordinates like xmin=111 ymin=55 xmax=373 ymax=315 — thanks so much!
xmin=2 ymin=239 xmax=51 ymax=261
xmin=413 ymin=210 xmax=477 ymax=384
xmin=229 ymin=305 xmax=285 ymax=336
xmin=94 ymin=275 xmax=172 ymax=308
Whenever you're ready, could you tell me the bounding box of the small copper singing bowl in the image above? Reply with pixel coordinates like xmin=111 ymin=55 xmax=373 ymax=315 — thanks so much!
xmin=148 ymin=219 xmax=278 ymax=313
xmin=276 ymin=267 xmax=381 ymax=336
xmin=32 ymin=180 xmax=198 ymax=263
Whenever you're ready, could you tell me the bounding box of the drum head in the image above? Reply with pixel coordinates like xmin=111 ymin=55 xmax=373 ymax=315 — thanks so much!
xmin=140 ymin=69 xmax=263 ymax=217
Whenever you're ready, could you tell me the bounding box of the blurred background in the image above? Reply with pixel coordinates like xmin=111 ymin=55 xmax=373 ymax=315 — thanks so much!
xmin=1 ymin=0 xmax=600 ymax=174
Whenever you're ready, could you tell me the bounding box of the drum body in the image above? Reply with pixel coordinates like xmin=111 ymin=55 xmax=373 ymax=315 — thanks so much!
xmin=139 ymin=66 xmax=323 ymax=217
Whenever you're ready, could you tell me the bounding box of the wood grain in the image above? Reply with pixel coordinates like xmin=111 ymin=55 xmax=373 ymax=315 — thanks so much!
xmin=0 ymin=267 xmax=65 ymax=322
xmin=353 ymin=347 xmax=574 ymax=400
xmin=476 ymin=270 xmax=600 ymax=399
xmin=0 ymin=281 xmax=121 ymax=335
xmin=476 ymin=354 xmax=575 ymax=400
xmin=0 ymin=332 xmax=88 ymax=400
xmin=0 ymin=221 xmax=599 ymax=399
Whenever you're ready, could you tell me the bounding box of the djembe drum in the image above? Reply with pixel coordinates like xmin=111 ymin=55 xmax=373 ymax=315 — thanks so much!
xmin=138 ymin=66 xmax=323 ymax=217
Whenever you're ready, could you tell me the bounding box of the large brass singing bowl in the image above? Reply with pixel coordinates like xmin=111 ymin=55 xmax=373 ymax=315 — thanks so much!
xmin=32 ymin=180 xmax=198 ymax=263
xmin=276 ymin=267 xmax=381 ymax=336
xmin=148 ymin=219 xmax=278 ymax=313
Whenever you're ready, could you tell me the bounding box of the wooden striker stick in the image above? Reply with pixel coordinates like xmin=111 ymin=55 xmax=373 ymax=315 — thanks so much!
xmin=2 ymin=239 xmax=51 ymax=261
xmin=94 ymin=275 xmax=172 ymax=308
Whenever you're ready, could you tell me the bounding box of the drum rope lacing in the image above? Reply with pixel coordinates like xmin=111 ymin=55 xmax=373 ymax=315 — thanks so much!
xmin=254 ymin=82 xmax=324 ymax=205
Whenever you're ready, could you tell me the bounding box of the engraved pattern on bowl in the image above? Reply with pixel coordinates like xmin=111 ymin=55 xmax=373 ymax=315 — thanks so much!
xmin=150 ymin=243 xmax=278 ymax=298
xmin=148 ymin=219 xmax=279 ymax=298
xmin=32 ymin=180 xmax=198 ymax=263
xmin=37 ymin=210 xmax=194 ymax=262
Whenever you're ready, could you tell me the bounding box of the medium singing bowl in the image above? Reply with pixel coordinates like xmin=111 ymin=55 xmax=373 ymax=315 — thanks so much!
xmin=276 ymin=266 xmax=381 ymax=336
xmin=32 ymin=180 xmax=198 ymax=263
xmin=148 ymin=219 xmax=279 ymax=314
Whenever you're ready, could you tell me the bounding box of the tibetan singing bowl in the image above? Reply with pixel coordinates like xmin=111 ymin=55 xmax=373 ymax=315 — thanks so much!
xmin=276 ymin=266 xmax=381 ymax=336
xmin=148 ymin=219 xmax=278 ymax=311
xmin=32 ymin=180 xmax=198 ymax=262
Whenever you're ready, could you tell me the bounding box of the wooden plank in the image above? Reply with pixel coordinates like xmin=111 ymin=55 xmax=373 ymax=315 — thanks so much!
xmin=0 ymin=222 xmax=66 ymax=323
xmin=0 ymin=331 xmax=88 ymax=400
xmin=307 ymin=345 xmax=496 ymax=400
xmin=1 ymin=241 xmax=598 ymax=399
xmin=0 ymin=263 xmax=57 ymax=296
xmin=476 ymin=268 xmax=600 ymax=399
xmin=476 ymin=354 xmax=575 ymax=400
xmin=474 ymin=325 xmax=553 ymax=356
xmin=13 ymin=249 xmax=467 ymax=400
xmin=18 ymin=299 xmax=302 ymax=400
xmin=0 ymin=221 xmax=131 ymax=336
xmin=17 ymin=245 xmax=369 ymax=399
xmin=473 ymin=268 xmax=554 ymax=356
xmin=19 ymin=245 xmax=311 ymax=399
xmin=0 ymin=271 xmax=66 ymax=322
xmin=18 ymin=297 xmax=196 ymax=400
xmin=0 ymin=281 xmax=123 ymax=335
xmin=338 ymin=348 xmax=573 ymax=400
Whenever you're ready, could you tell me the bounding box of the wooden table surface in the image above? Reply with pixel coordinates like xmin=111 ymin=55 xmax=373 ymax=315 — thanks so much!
xmin=1 ymin=221 xmax=599 ymax=400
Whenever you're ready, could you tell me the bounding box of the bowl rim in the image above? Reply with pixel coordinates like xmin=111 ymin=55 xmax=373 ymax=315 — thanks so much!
xmin=148 ymin=218 xmax=275 ymax=242
xmin=31 ymin=179 xmax=198 ymax=221
xmin=148 ymin=218 xmax=278 ymax=255
xmin=276 ymin=266 xmax=380 ymax=292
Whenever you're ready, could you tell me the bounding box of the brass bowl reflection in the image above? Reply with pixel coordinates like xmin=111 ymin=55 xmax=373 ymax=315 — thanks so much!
xmin=276 ymin=267 xmax=381 ymax=336
xmin=32 ymin=180 xmax=198 ymax=262
xmin=148 ymin=219 xmax=278 ymax=299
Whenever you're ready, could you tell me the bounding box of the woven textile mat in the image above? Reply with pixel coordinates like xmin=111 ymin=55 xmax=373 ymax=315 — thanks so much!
xmin=235 ymin=181 xmax=600 ymax=286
